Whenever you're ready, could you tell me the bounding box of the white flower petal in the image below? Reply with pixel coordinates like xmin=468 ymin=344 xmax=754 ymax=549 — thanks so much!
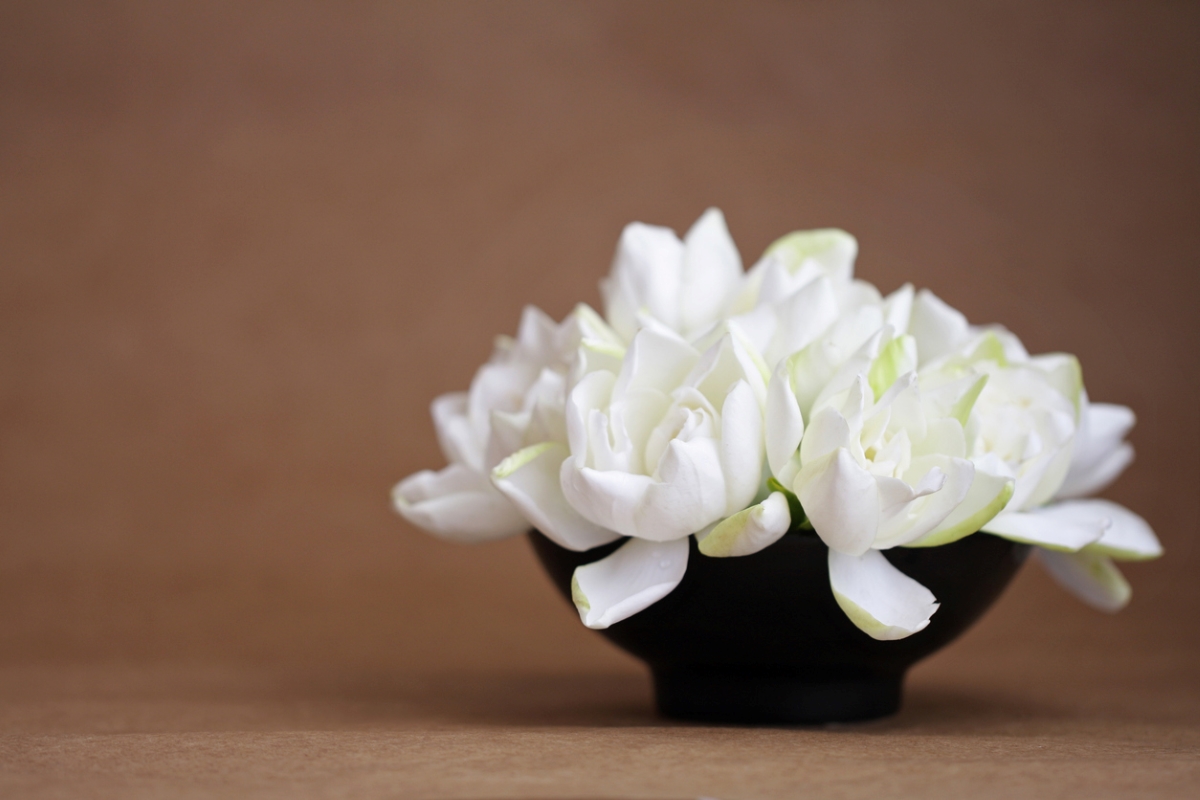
xmin=698 ymin=492 xmax=792 ymax=557
xmin=392 ymin=464 xmax=527 ymax=542
xmin=883 ymin=283 xmax=914 ymax=335
xmin=513 ymin=305 xmax=561 ymax=362
xmin=562 ymin=439 xmax=725 ymax=543
xmin=685 ymin=332 xmax=765 ymax=410
xmin=613 ymin=327 xmax=699 ymax=399
xmin=572 ymin=537 xmax=689 ymax=629
xmin=802 ymin=312 xmax=886 ymax=416
xmin=910 ymin=289 xmax=970 ymax=364
xmin=1057 ymin=403 xmax=1137 ymax=499
xmin=602 ymin=221 xmax=685 ymax=339
xmin=1036 ymin=549 xmax=1131 ymax=612
xmin=981 ymin=505 xmax=1108 ymax=551
xmin=764 ymin=276 xmax=841 ymax=366
xmin=565 ymin=370 xmax=616 ymax=465
xmin=1057 ymin=443 xmax=1135 ymax=502
xmin=680 ymin=208 xmax=743 ymax=335
xmin=906 ymin=468 xmax=1014 ymax=548
xmin=796 ymin=448 xmax=880 ymax=556
xmin=763 ymin=228 xmax=858 ymax=283
xmin=492 ymin=443 xmax=622 ymax=552
xmin=765 ymin=358 xmax=805 ymax=484
xmin=1059 ymin=499 xmax=1162 ymax=561
xmin=560 ymin=461 xmax=656 ymax=537
xmin=719 ymin=380 xmax=765 ymax=514
xmin=875 ymin=456 xmax=974 ymax=548
xmin=867 ymin=334 xmax=918 ymax=399
xmin=798 ymin=406 xmax=852 ymax=464
xmin=431 ymin=392 xmax=480 ymax=471
xmin=643 ymin=437 xmax=729 ymax=536
xmin=828 ymin=548 xmax=939 ymax=640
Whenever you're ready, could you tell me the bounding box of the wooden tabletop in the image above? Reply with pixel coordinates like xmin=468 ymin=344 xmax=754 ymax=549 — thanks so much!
xmin=1 ymin=1 xmax=1197 ymax=797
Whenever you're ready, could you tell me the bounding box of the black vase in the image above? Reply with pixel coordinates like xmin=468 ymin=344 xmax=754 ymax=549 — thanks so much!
xmin=529 ymin=530 xmax=1029 ymax=724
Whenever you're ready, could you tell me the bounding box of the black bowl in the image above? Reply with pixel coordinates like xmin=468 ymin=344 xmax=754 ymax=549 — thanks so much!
xmin=530 ymin=530 xmax=1029 ymax=724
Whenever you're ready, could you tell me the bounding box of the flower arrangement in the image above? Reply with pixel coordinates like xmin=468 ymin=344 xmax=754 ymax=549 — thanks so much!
xmin=394 ymin=209 xmax=1161 ymax=641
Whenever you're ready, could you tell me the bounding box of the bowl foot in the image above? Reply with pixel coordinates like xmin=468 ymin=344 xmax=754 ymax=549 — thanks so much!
xmin=653 ymin=669 xmax=903 ymax=724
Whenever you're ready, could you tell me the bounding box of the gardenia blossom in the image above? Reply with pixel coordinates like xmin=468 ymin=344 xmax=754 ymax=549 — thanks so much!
xmin=393 ymin=208 xmax=1162 ymax=640
xmin=391 ymin=303 xmax=619 ymax=542
xmin=493 ymin=323 xmax=769 ymax=628
xmin=716 ymin=326 xmax=1015 ymax=640
xmin=906 ymin=296 xmax=1161 ymax=609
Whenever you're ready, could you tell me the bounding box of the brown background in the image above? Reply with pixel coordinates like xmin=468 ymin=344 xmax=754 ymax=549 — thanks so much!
xmin=1 ymin=1 xmax=1198 ymax=797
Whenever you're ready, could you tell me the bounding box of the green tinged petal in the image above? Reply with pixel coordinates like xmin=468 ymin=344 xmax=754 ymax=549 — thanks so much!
xmin=950 ymin=373 xmax=989 ymax=427
xmin=570 ymin=574 xmax=590 ymax=613
xmin=492 ymin=442 xmax=556 ymax=479
xmin=868 ymin=334 xmax=917 ymax=398
xmin=767 ymin=477 xmax=812 ymax=532
xmin=968 ymin=331 xmax=1009 ymax=367
xmin=906 ymin=480 xmax=1013 ymax=548
xmin=698 ymin=492 xmax=791 ymax=558
xmin=1038 ymin=549 xmax=1131 ymax=612
xmin=765 ymin=229 xmax=857 ymax=277
xmin=831 ymin=590 xmax=898 ymax=640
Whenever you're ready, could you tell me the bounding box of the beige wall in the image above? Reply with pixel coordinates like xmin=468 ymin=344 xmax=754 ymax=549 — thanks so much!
xmin=1 ymin=0 xmax=1197 ymax=681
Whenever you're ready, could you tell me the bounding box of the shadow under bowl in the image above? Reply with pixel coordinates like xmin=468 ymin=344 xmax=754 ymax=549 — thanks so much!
xmin=530 ymin=531 xmax=1029 ymax=724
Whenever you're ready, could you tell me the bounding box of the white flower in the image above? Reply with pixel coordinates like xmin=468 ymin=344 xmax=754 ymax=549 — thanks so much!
xmin=1006 ymin=394 xmax=1160 ymax=611
xmin=910 ymin=293 xmax=1162 ymax=611
xmin=561 ymin=325 xmax=767 ymax=541
xmin=602 ymin=208 xmax=744 ymax=342
xmin=783 ymin=348 xmax=1012 ymax=639
xmin=529 ymin=324 xmax=769 ymax=628
xmin=395 ymin=213 xmax=1162 ymax=637
xmin=392 ymin=304 xmax=619 ymax=543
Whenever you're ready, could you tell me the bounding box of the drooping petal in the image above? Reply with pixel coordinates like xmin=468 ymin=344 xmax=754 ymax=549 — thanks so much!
xmin=571 ymin=537 xmax=689 ymax=629
xmin=981 ymin=505 xmax=1108 ymax=551
xmin=796 ymin=448 xmax=880 ymax=556
xmin=1057 ymin=499 xmax=1162 ymax=561
xmin=392 ymin=464 xmax=527 ymax=542
xmin=765 ymin=358 xmax=805 ymax=484
xmin=680 ymin=208 xmax=743 ymax=335
xmin=698 ymin=492 xmax=791 ymax=558
xmin=1036 ymin=549 xmax=1131 ymax=612
xmin=492 ymin=443 xmax=622 ymax=552
xmin=828 ymin=549 xmax=939 ymax=640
